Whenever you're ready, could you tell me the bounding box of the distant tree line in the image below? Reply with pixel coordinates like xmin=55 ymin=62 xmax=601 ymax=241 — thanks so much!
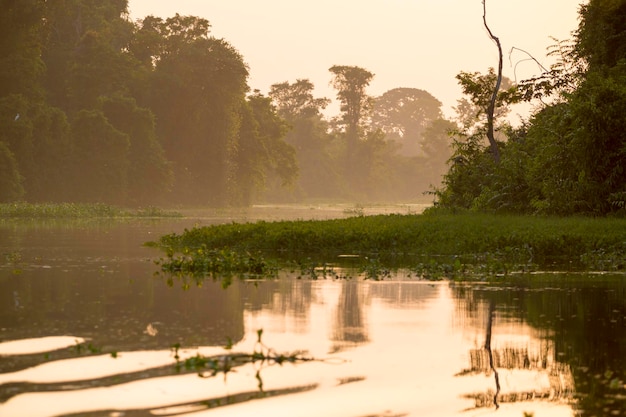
xmin=0 ymin=0 xmax=452 ymax=206
xmin=434 ymin=0 xmax=626 ymax=216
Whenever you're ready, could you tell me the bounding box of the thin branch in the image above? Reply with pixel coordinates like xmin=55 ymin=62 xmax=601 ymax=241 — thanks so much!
xmin=509 ymin=46 xmax=550 ymax=83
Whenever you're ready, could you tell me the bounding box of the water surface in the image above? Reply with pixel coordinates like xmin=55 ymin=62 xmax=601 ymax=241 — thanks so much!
xmin=0 ymin=206 xmax=624 ymax=416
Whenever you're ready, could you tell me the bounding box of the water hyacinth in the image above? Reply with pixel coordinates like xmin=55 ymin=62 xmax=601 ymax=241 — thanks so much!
xmin=152 ymin=213 xmax=626 ymax=278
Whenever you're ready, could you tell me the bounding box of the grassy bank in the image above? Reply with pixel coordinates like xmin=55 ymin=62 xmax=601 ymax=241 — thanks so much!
xmin=0 ymin=202 xmax=181 ymax=218
xmin=151 ymin=213 xmax=626 ymax=278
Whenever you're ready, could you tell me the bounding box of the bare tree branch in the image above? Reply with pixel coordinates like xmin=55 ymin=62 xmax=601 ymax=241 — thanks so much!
xmin=482 ymin=0 xmax=502 ymax=163
xmin=509 ymin=46 xmax=549 ymax=83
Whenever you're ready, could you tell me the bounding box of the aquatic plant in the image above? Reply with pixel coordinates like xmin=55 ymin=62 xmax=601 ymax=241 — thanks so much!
xmin=172 ymin=329 xmax=314 ymax=383
xmin=156 ymin=246 xmax=279 ymax=288
xmin=152 ymin=213 xmax=626 ymax=277
xmin=0 ymin=202 xmax=181 ymax=218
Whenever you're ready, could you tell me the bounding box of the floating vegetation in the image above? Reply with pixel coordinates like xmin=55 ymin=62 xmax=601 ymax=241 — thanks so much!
xmin=155 ymin=246 xmax=280 ymax=288
xmin=172 ymin=330 xmax=315 ymax=384
xmin=0 ymin=202 xmax=181 ymax=218
xmin=151 ymin=213 xmax=626 ymax=280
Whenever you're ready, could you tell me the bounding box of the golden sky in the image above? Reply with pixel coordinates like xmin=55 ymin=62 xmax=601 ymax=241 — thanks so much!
xmin=128 ymin=0 xmax=583 ymax=118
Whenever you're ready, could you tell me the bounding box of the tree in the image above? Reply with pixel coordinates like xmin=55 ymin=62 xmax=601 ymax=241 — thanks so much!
xmin=70 ymin=109 xmax=130 ymax=204
xmin=371 ymin=88 xmax=442 ymax=156
xmin=432 ymin=70 xmax=520 ymax=211
xmin=329 ymin=65 xmax=375 ymax=193
xmin=269 ymin=79 xmax=330 ymax=121
xmin=26 ymin=103 xmax=74 ymax=202
xmin=0 ymin=0 xmax=46 ymax=100
xmin=482 ymin=0 xmax=504 ymax=162
xmin=576 ymin=0 xmax=626 ymax=72
xmin=100 ymin=94 xmax=173 ymax=205
xmin=42 ymin=0 xmax=136 ymax=112
xmin=141 ymin=14 xmax=249 ymax=205
xmin=454 ymin=69 xmax=519 ymax=135
xmin=269 ymin=79 xmax=342 ymax=200
xmin=329 ymin=65 xmax=374 ymax=142
xmin=512 ymin=0 xmax=626 ymax=215
xmin=232 ymin=92 xmax=296 ymax=205
xmin=420 ymin=118 xmax=456 ymax=188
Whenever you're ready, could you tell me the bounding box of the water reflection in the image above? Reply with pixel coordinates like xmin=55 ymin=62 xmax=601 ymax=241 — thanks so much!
xmin=454 ymin=297 xmax=575 ymax=411
xmin=452 ymin=277 xmax=626 ymax=416
xmin=1 ymin=219 xmax=625 ymax=416
xmin=332 ymin=281 xmax=369 ymax=350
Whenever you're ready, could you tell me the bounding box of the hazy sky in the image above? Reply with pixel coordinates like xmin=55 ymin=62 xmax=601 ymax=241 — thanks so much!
xmin=128 ymin=0 xmax=583 ymax=119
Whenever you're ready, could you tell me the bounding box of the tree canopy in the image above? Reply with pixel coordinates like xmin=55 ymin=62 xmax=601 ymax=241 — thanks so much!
xmin=434 ymin=0 xmax=626 ymax=216
xmin=0 ymin=1 xmax=301 ymax=206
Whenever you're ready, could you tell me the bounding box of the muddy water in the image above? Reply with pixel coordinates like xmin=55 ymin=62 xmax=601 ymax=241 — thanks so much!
xmin=0 ymin=205 xmax=624 ymax=417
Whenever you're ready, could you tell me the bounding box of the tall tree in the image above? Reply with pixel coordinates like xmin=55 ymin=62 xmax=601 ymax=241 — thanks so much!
xmin=371 ymin=88 xmax=442 ymax=156
xmin=329 ymin=65 xmax=374 ymax=145
xmin=0 ymin=1 xmax=76 ymax=202
xmin=141 ymin=14 xmax=248 ymax=205
xmin=454 ymin=70 xmax=519 ymax=135
xmin=329 ymin=65 xmax=375 ymax=192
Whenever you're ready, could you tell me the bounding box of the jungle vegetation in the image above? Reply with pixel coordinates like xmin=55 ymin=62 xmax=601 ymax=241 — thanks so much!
xmin=3 ymin=0 xmax=625 ymax=216
xmin=434 ymin=0 xmax=626 ymax=216
xmin=0 ymin=0 xmax=450 ymax=207
xmin=151 ymin=212 xmax=626 ymax=279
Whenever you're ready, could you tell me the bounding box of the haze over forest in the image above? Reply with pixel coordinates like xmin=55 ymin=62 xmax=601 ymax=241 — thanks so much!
xmin=4 ymin=0 xmax=620 ymax=215
xmin=0 ymin=0 xmax=465 ymax=206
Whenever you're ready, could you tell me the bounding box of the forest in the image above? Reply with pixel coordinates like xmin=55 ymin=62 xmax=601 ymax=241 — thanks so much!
xmin=1 ymin=0 xmax=625 ymax=215
xmin=0 ymin=0 xmax=451 ymax=207
xmin=435 ymin=0 xmax=626 ymax=216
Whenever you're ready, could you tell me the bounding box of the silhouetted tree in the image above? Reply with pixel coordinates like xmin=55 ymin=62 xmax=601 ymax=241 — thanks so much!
xmin=371 ymin=87 xmax=442 ymax=156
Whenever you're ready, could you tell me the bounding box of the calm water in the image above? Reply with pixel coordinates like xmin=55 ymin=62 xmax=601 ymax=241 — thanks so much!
xmin=0 ymin=206 xmax=625 ymax=417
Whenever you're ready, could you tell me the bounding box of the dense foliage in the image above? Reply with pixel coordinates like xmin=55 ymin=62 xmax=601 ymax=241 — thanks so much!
xmin=0 ymin=1 xmax=452 ymax=207
xmin=434 ymin=0 xmax=626 ymax=216
xmin=0 ymin=1 xmax=297 ymax=206
xmin=152 ymin=212 xmax=626 ymax=275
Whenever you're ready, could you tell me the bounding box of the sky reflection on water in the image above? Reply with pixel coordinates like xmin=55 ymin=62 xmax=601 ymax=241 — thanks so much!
xmin=1 ymin=214 xmax=622 ymax=416
xmin=0 ymin=277 xmax=577 ymax=417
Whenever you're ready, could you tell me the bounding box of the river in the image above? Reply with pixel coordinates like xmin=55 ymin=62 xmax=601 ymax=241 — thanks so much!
xmin=0 ymin=205 xmax=624 ymax=417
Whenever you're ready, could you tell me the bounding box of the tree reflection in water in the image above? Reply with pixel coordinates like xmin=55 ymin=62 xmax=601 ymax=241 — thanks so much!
xmin=453 ymin=276 xmax=626 ymax=415
xmin=331 ymin=281 xmax=370 ymax=352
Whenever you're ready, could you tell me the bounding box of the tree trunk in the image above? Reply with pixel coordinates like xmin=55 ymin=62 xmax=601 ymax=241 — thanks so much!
xmin=482 ymin=0 xmax=502 ymax=163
